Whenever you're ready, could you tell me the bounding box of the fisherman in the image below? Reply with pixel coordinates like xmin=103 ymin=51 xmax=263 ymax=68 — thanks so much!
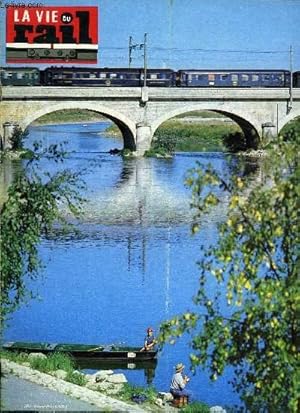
xmin=140 ymin=327 xmax=156 ymax=352
xmin=170 ymin=363 xmax=193 ymax=401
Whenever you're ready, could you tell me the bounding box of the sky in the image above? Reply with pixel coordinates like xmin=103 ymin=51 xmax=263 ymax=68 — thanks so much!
xmin=0 ymin=0 xmax=300 ymax=70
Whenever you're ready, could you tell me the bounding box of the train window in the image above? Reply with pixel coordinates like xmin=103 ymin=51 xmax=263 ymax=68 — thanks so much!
xmin=100 ymin=73 xmax=107 ymax=78
xmin=252 ymin=74 xmax=259 ymax=81
xmin=17 ymin=72 xmax=24 ymax=79
xmin=110 ymin=73 xmax=117 ymax=78
xmin=220 ymin=75 xmax=229 ymax=81
xmin=208 ymin=74 xmax=215 ymax=81
xmin=263 ymin=75 xmax=270 ymax=80
xmin=119 ymin=75 xmax=124 ymax=79
xmin=231 ymin=74 xmax=238 ymax=81
xmin=3 ymin=72 xmax=10 ymax=79
xmin=241 ymin=74 xmax=249 ymax=81
xmin=150 ymin=74 xmax=158 ymax=79
xmin=90 ymin=73 xmax=97 ymax=78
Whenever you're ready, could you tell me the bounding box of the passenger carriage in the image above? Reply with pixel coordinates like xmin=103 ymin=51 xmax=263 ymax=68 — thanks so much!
xmin=176 ymin=69 xmax=291 ymax=87
xmin=42 ymin=67 xmax=174 ymax=87
xmin=0 ymin=67 xmax=40 ymax=86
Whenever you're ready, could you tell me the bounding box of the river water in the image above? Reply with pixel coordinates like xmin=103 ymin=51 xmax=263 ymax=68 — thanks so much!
xmin=3 ymin=121 xmax=262 ymax=409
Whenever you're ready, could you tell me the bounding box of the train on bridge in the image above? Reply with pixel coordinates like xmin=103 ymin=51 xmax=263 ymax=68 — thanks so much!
xmin=1 ymin=66 xmax=300 ymax=88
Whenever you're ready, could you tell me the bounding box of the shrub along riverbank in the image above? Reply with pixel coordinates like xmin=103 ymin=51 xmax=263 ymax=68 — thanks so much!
xmin=153 ymin=121 xmax=240 ymax=152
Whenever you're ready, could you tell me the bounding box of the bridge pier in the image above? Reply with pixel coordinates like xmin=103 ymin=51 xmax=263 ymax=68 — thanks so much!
xmin=262 ymin=122 xmax=276 ymax=145
xmin=2 ymin=122 xmax=18 ymax=150
xmin=136 ymin=122 xmax=152 ymax=156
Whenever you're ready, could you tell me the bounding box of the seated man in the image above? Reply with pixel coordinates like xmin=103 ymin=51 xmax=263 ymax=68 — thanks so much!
xmin=140 ymin=327 xmax=156 ymax=351
xmin=170 ymin=363 xmax=193 ymax=402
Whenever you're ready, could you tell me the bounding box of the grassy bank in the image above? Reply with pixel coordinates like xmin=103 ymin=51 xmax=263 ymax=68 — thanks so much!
xmin=33 ymin=109 xmax=107 ymax=125
xmin=155 ymin=120 xmax=241 ymax=152
xmin=104 ymin=124 xmax=122 ymax=137
xmin=0 ymin=350 xmax=87 ymax=386
xmin=1 ymin=351 xmax=212 ymax=411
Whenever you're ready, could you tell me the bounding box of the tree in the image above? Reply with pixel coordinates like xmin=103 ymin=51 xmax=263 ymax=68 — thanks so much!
xmin=159 ymin=136 xmax=299 ymax=412
xmin=10 ymin=126 xmax=28 ymax=151
xmin=0 ymin=142 xmax=86 ymax=326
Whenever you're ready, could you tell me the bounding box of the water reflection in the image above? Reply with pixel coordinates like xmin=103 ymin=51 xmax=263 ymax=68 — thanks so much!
xmin=2 ymin=122 xmax=265 ymax=408
xmin=85 ymin=157 xmax=192 ymax=226
xmin=76 ymin=358 xmax=157 ymax=385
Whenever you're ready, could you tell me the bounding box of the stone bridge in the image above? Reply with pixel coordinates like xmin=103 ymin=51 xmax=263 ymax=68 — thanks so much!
xmin=0 ymin=86 xmax=299 ymax=155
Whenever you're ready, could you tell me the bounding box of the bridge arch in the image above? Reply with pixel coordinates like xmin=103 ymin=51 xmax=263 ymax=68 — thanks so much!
xmin=151 ymin=106 xmax=261 ymax=149
xmin=278 ymin=110 xmax=300 ymax=134
xmin=20 ymin=102 xmax=137 ymax=150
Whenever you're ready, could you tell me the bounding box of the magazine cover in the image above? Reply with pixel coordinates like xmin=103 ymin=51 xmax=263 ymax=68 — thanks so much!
xmin=1 ymin=1 xmax=299 ymax=412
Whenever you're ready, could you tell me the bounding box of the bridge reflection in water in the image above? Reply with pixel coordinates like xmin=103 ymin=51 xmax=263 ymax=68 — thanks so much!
xmin=85 ymin=157 xmax=192 ymax=227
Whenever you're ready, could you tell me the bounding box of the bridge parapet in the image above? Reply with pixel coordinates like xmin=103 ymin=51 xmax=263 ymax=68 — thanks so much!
xmin=2 ymin=86 xmax=299 ymax=101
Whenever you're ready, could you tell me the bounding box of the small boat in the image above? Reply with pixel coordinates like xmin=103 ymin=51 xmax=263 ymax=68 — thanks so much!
xmin=2 ymin=341 xmax=157 ymax=361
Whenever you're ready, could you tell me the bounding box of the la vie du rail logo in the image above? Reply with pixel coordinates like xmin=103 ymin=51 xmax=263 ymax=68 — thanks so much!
xmin=5 ymin=6 xmax=99 ymax=63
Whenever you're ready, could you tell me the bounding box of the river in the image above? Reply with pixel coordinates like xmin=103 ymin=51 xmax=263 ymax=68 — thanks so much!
xmin=2 ymin=121 xmax=262 ymax=409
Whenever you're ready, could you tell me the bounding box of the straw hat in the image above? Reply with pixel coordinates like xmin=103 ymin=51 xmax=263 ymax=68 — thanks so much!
xmin=175 ymin=363 xmax=185 ymax=372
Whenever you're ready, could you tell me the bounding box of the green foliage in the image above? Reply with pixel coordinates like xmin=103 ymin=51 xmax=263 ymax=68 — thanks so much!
xmin=118 ymin=383 xmax=157 ymax=403
xmin=152 ymin=133 xmax=177 ymax=154
xmin=65 ymin=370 xmax=88 ymax=386
xmin=0 ymin=142 xmax=86 ymax=325
xmin=159 ymin=136 xmax=299 ymax=412
xmin=104 ymin=124 xmax=122 ymax=137
xmin=10 ymin=126 xmax=28 ymax=151
xmin=0 ymin=350 xmax=29 ymax=363
xmin=223 ymin=131 xmax=249 ymax=152
xmin=1 ymin=351 xmax=87 ymax=386
xmin=154 ymin=121 xmax=239 ymax=152
xmin=280 ymin=117 xmax=300 ymax=143
xmin=181 ymin=401 xmax=210 ymax=413
xmin=28 ymin=352 xmax=75 ymax=373
xmin=121 ymin=148 xmax=136 ymax=158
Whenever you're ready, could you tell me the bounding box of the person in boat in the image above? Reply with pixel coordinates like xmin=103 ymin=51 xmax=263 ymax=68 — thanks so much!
xmin=140 ymin=327 xmax=156 ymax=352
xmin=170 ymin=363 xmax=193 ymax=401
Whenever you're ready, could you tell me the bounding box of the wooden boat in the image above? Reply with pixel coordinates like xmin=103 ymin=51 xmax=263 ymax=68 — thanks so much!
xmin=2 ymin=341 xmax=157 ymax=361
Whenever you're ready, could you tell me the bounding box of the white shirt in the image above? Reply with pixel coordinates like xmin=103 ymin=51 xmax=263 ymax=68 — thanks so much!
xmin=170 ymin=372 xmax=186 ymax=391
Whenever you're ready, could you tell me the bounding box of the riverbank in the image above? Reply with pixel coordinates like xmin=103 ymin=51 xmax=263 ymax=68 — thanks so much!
xmin=1 ymin=353 xmax=227 ymax=412
xmin=1 ymin=359 xmax=148 ymax=413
